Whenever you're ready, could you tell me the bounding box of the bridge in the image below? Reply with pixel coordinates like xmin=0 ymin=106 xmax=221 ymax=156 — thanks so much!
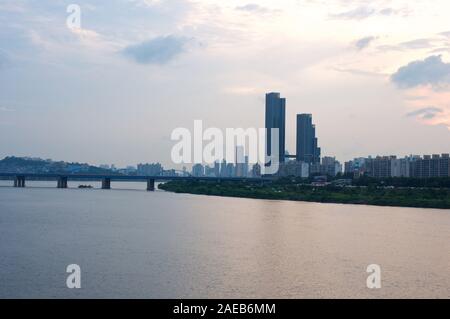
xmin=0 ymin=173 xmax=272 ymax=191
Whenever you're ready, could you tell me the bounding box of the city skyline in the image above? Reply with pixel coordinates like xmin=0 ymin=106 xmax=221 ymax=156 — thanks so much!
xmin=1 ymin=1 xmax=450 ymax=168
xmin=1 ymin=88 xmax=448 ymax=170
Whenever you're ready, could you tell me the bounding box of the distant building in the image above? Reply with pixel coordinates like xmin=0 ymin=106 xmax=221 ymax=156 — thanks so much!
xmin=278 ymin=161 xmax=309 ymax=178
xmin=344 ymin=157 xmax=368 ymax=177
xmin=243 ymin=156 xmax=249 ymax=178
xmin=296 ymin=114 xmax=321 ymax=164
xmin=265 ymin=92 xmax=286 ymax=164
xmin=440 ymin=154 xmax=450 ymax=177
xmin=235 ymin=146 xmax=247 ymax=177
xmin=410 ymin=154 xmax=450 ymax=178
xmin=192 ymin=164 xmax=204 ymax=177
xmin=345 ymin=154 xmax=450 ymax=179
xmin=117 ymin=166 xmax=137 ymax=175
xmin=220 ymin=159 xmax=227 ymax=177
xmin=364 ymin=156 xmax=396 ymax=178
xmin=203 ymin=165 xmax=215 ymax=177
xmin=309 ymin=162 xmax=321 ymax=176
xmin=226 ymin=163 xmax=235 ymax=177
xmin=126 ymin=166 xmax=137 ymax=174
xmin=321 ymin=156 xmax=342 ymax=177
xmin=162 ymin=169 xmax=178 ymax=177
xmin=279 ymin=161 xmax=310 ymax=178
xmin=214 ymin=161 xmax=220 ymax=177
xmin=251 ymin=163 xmax=262 ymax=178
xmin=308 ymin=156 xmax=342 ymax=177
xmin=137 ymin=163 xmax=163 ymax=176
xmin=391 ymin=157 xmax=411 ymax=177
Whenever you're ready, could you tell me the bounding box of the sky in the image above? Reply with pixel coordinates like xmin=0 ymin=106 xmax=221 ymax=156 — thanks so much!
xmin=1 ymin=0 xmax=450 ymax=167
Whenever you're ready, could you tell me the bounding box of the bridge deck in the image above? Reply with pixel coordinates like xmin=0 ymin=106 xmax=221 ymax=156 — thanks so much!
xmin=0 ymin=173 xmax=271 ymax=182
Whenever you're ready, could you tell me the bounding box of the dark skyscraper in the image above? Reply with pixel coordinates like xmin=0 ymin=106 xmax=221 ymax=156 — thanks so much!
xmin=265 ymin=92 xmax=286 ymax=163
xmin=296 ymin=114 xmax=321 ymax=164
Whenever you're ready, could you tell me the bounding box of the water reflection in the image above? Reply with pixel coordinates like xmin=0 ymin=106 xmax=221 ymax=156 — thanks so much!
xmin=0 ymin=185 xmax=449 ymax=298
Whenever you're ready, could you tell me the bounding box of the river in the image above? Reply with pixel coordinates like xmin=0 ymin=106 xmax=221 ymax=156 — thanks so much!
xmin=0 ymin=181 xmax=449 ymax=298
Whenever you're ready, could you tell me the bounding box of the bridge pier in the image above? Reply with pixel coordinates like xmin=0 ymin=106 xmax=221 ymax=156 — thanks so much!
xmin=102 ymin=178 xmax=111 ymax=189
xmin=147 ymin=179 xmax=155 ymax=191
xmin=14 ymin=176 xmax=25 ymax=188
xmin=57 ymin=177 xmax=68 ymax=188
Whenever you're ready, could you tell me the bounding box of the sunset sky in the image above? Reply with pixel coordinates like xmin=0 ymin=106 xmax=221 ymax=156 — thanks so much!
xmin=1 ymin=0 xmax=450 ymax=167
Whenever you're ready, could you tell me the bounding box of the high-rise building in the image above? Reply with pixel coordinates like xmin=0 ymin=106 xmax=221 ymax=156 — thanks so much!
xmin=439 ymin=154 xmax=450 ymax=177
xmin=410 ymin=154 xmax=450 ymax=178
xmin=192 ymin=164 xmax=204 ymax=177
xmin=265 ymin=92 xmax=286 ymax=164
xmin=391 ymin=157 xmax=411 ymax=177
xmin=296 ymin=114 xmax=321 ymax=164
xmin=346 ymin=154 xmax=450 ymax=179
xmin=235 ymin=146 xmax=249 ymax=177
xmin=365 ymin=156 xmax=396 ymax=178
xmin=321 ymin=156 xmax=342 ymax=177
xmin=214 ymin=161 xmax=220 ymax=177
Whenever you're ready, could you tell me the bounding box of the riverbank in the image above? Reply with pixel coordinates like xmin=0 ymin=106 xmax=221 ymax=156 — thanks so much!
xmin=159 ymin=180 xmax=450 ymax=209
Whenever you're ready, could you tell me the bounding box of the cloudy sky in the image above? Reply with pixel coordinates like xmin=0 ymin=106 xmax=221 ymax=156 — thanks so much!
xmin=1 ymin=0 xmax=450 ymax=167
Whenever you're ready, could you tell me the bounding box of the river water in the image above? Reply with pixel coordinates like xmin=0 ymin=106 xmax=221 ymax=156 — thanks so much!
xmin=0 ymin=181 xmax=449 ymax=298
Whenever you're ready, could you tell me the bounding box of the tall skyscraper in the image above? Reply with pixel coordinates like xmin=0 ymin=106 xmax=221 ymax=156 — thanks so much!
xmin=265 ymin=92 xmax=286 ymax=163
xmin=296 ymin=114 xmax=321 ymax=164
xmin=235 ymin=146 xmax=246 ymax=177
